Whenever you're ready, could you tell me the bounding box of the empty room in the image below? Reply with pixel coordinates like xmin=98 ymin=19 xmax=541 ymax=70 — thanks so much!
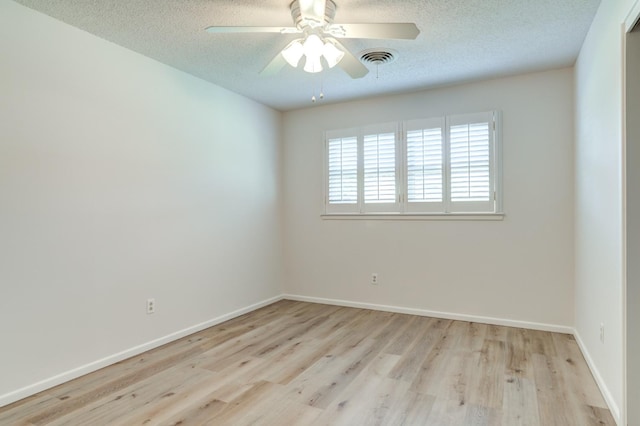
xmin=1 ymin=0 xmax=638 ymax=424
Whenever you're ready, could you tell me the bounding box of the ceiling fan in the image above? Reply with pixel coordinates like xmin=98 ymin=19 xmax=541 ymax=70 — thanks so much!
xmin=205 ymin=0 xmax=420 ymax=78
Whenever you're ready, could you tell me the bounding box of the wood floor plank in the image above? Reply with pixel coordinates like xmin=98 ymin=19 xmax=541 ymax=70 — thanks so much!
xmin=427 ymin=394 xmax=469 ymax=425
xmin=505 ymin=327 xmax=535 ymax=379
xmin=409 ymin=321 xmax=459 ymax=395
xmin=532 ymin=353 xmax=578 ymax=426
xmin=47 ymin=332 xmax=210 ymax=402
xmin=46 ymin=366 xmax=212 ymax=426
xmin=288 ymin=336 xmax=388 ymax=409
xmin=383 ymin=315 xmax=423 ymax=356
xmin=250 ymin=397 xmax=324 ymax=426
xmin=0 ymin=394 xmax=60 ymax=426
xmin=248 ymin=337 xmax=337 ymax=385
xmin=0 ymin=301 xmax=616 ymax=425
xmin=501 ymin=376 xmax=541 ymax=426
xmin=162 ymin=396 xmax=228 ymax=426
xmin=381 ymin=389 xmax=436 ymax=426
xmin=551 ymin=333 xmax=608 ymax=409
xmin=311 ymin=353 xmax=401 ymax=425
xmin=457 ymin=322 xmax=489 ymax=354
xmin=525 ymin=329 xmax=558 ymax=357
xmin=21 ymin=345 xmax=209 ymax=425
xmin=368 ymin=313 xmax=408 ymax=341
xmin=463 ymin=404 xmax=500 ymax=426
xmin=388 ymin=317 xmax=439 ymax=382
xmin=109 ymin=368 xmax=238 ymax=425
xmin=202 ymin=380 xmax=286 ymax=425
xmin=487 ymin=324 xmax=508 ymax=342
xmin=192 ymin=314 xmax=324 ymax=373
xmin=421 ymin=351 xmax=474 ymax=424
xmin=466 ymin=339 xmax=506 ymax=409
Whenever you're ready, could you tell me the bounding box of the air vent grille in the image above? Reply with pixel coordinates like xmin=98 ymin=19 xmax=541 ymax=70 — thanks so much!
xmin=359 ymin=49 xmax=397 ymax=65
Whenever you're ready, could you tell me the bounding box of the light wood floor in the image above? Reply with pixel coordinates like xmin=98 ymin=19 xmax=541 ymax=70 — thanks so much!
xmin=0 ymin=300 xmax=614 ymax=425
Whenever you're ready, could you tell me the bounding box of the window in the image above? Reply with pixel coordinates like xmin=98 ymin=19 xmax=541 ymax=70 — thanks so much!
xmin=324 ymin=111 xmax=501 ymax=216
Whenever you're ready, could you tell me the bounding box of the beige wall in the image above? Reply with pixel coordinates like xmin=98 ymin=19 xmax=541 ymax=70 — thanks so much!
xmin=0 ymin=0 xmax=282 ymax=405
xmin=283 ymin=68 xmax=575 ymax=328
xmin=574 ymin=0 xmax=640 ymax=422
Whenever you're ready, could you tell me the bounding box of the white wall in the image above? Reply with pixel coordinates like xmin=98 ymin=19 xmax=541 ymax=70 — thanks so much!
xmin=283 ymin=68 xmax=575 ymax=329
xmin=0 ymin=0 xmax=282 ymax=405
xmin=574 ymin=0 xmax=638 ymax=422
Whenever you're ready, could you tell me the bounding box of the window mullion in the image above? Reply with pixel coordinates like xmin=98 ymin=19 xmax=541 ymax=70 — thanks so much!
xmin=493 ymin=111 xmax=503 ymax=213
xmin=357 ymin=131 xmax=364 ymax=213
xmin=444 ymin=116 xmax=452 ymax=213
xmin=398 ymin=126 xmax=405 ymax=212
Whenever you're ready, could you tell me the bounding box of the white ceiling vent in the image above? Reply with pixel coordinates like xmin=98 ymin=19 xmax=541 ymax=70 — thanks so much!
xmin=359 ymin=48 xmax=398 ymax=66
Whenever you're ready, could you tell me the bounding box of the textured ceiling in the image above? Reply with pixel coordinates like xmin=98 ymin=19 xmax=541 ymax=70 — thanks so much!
xmin=13 ymin=0 xmax=601 ymax=111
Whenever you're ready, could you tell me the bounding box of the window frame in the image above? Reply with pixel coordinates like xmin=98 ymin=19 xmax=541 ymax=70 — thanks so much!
xmin=323 ymin=111 xmax=503 ymax=218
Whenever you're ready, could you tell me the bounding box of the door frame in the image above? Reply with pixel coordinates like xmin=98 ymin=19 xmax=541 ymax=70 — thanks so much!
xmin=622 ymin=2 xmax=640 ymax=425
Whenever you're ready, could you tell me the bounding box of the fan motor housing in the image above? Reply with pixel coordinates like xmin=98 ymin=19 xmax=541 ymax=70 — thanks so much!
xmin=290 ymin=0 xmax=337 ymax=29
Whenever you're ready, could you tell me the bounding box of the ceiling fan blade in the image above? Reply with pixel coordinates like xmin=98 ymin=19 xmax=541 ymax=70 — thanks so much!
xmin=331 ymin=39 xmax=369 ymax=79
xmin=205 ymin=26 xmax=299 ymax=34
xmin=328 ymin=23 xmax=420 ymax=40
xmin=298 ymin=0 xmax=327 ymax=26
xmin=260 ymin=52 xmax=288 ymax=76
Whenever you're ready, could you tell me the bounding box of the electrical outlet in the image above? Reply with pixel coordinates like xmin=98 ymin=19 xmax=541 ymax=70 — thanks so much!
xmin=371 ymin=273 xmax=379 ymax=285
xmin=147 ymin=298 xmax=155 ymax=314
xmin=600 ymin=322 xmax=604 ymax=343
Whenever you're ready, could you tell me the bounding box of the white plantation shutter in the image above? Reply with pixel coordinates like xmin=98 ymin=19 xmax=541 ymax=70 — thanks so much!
xmin=326 ymin=130 xmax=358 ymax=213
xmin=364 ymin=133 xmax=395 ymax=202
xmin=323 ymin=112 xmax=500 ymax=216
xmin=362 ymin=124 xmax=400 ymax=212
xmin=447 ymin=112 xmax=495 ymax=212
xmin=404 ymin=118 xmax=445 ymax=212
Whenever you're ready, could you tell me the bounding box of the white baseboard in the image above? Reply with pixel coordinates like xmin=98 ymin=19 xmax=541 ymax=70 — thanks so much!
xmin=282 ymin=294 xmax=574 ymax=334
xmin=573 ymin=330 xmax=621 ymax=425
xmin=0 ymin=295 xmax=283 ymax=408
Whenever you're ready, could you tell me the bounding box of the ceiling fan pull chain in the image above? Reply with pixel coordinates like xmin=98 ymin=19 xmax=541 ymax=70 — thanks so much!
xmin=311 ymin=75 xmax=325 ymax=103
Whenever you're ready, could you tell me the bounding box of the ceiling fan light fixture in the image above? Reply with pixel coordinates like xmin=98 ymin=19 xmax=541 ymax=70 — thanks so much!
xmin=303 ymin=54 xmax=323 ymax=73
xmin=301 ymin=34 xmax=325 ymax=72
xmin=302 ymin=34 xmax=324 ymax=58
xmin=322 ymin=40 xmax=344 ymax=68
xmin=282 ymin=40 xmax=304 ymax=67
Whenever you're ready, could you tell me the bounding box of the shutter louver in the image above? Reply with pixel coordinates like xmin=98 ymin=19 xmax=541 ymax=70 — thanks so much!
xmin=328 ymin=136 xmax=358 ymax=204
xmin=364 ymin=132 xmax=396 ymax=203
xmin=449 ymin=122 xmax=491 ymax=202
xmin=407 ymin=127 xmax=443 ymax=203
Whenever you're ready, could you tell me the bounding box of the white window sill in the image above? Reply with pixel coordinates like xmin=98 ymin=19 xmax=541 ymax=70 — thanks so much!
xmin=321 ymin=213 xmax=505 ymax=221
